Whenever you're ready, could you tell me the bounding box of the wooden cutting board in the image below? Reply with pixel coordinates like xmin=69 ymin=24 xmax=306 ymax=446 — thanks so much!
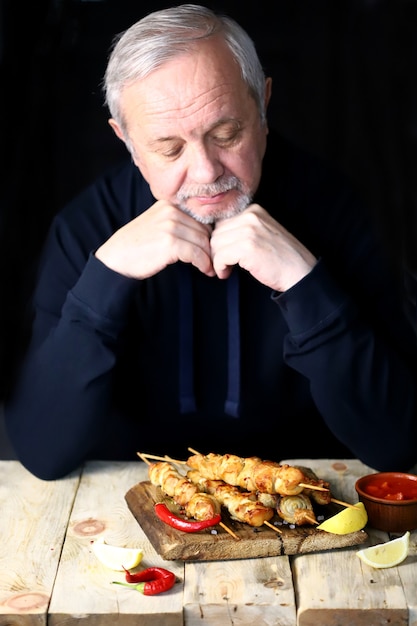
xmin=125 ymin=480 xmax=368 ymax=561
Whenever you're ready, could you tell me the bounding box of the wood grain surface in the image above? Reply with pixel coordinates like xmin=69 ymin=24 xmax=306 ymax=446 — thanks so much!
xmin=2 ymin=459 xmax=417 ymax=625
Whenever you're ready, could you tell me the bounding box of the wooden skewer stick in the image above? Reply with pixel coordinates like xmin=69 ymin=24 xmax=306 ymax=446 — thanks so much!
xmin=164 ymin=455 xmax=189 ymax=469
xmin=137 ymin=452 xmax=186 ymax=464
xmin=330 ymin=498 xmax=360 ymax=509
xmin=137 ymin=452 xmax=151 ymax=465
xmin=299 ymin=482 xmax=329 ymax=492
xmin=305 ymin=515 xmax=319 ymax=525
xmin=219 ymin=522 xmax=241 ymax=540
xmin=263 ymin=520 xmax=283 ymax=534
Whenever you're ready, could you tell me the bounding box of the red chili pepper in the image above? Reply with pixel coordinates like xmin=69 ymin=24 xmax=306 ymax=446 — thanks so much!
xmin=154 ymin=502 xmax=221 ymax=532
xmin=112 ymin=566 xmax=176 ymax=596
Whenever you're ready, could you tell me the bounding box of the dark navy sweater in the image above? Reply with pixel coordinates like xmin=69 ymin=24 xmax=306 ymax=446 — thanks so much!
xmin=6 ymin=132 xmax=417 ymax=479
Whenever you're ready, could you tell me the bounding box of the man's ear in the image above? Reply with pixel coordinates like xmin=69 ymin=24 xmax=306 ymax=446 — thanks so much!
xmin=264 ymin=77 xmax=272 ymax=111
xmin=108 ymin=118 xmax=126 ymax=142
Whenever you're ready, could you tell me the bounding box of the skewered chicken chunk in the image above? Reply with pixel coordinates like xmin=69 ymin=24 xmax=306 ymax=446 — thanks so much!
xmin=277 ymin=494 xmax=317 ymax=525
xmin=256 ymin=492 xmax=279 ymax=509
xmin=187 ymin=469 xmax=274 ymax=527
xmin=187 ymin=453 xmax=318 ymax=496
xmin=149 ymin=461 xmax=198 ymax=506
xmin=185 ymin=492 xmax=221 ymax=520
xmin=149 ymin=461 xmax=221 ymax=520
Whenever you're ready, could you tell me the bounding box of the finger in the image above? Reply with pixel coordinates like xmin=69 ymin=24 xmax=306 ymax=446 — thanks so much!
xmin=211 ymin=244 xmax=237 ymax=279
xmin=214 ymin=265 xmax=233 ymax=280
xmin=166 ymin=230 xmax=215 ymax=276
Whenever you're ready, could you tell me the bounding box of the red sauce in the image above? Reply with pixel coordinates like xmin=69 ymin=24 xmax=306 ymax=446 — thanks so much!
xmin=364 ymin=475 xmax=417 ymax=501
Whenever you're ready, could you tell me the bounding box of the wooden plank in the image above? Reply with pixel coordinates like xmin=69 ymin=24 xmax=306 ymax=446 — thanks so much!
xmin=48 ymin=461 xmax=184 ymax=626
xmin=183 ymin=557 xmax=297 ymax=626
xmin=294 ymin=531 xmax=408 ymax=626
xmin=286 ymin=459 xmax=409 ymax=626
xmin=398 ymin=461 xmax=417 ymax=625
xmin=0 ymin=460 xmax=81 ymax=626
xmin=125 ymin=478 xmax=367 ymax=561
xmin=397 ymin=527 xmax=417 ymax=626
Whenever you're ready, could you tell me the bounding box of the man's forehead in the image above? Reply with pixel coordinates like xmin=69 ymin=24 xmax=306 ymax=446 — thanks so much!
xmin=121 ymin=75 xmax=250 ymax=142
xmin=119 ymin=40 xmax=249 ymax=128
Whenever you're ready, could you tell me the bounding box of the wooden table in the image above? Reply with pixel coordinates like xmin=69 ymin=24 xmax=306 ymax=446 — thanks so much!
xmin=0 ymin=458 xmax=416 ymax=626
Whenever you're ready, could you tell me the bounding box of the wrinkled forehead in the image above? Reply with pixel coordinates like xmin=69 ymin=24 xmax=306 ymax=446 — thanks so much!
xmin=118 ymin=39 xmax=253 ymax=138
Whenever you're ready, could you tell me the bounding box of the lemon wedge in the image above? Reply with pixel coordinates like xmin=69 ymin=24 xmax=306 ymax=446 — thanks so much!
xmin=356 ymin=531 xmax=410 ymax=569
xmin=316 ymin=502 xmax=368 ymax=535
xmin=91 ymin=537 xmax=143 ymax=571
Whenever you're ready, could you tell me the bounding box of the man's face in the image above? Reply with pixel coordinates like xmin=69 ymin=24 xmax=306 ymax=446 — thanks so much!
xmin=110 ymin=37 xmax=270 ymax=224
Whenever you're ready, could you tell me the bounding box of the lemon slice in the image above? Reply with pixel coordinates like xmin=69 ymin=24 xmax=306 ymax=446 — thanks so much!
xmin=356 ymin=531 xmax=410 ymax=569
xmin=91 ymin=537 xmax=143 ymax=571
xmin=316 ymin=502 xmax=368 ymax=535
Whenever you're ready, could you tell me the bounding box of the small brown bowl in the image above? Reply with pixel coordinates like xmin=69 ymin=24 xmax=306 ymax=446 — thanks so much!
xmin=355 ymin=472 xmax=417 ymax=532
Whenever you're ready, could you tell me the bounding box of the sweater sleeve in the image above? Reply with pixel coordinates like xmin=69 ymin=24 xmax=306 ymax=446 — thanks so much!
xmin=273 ymin=260 xmax=417 ymax=471
xmin=5 ymin=253 xmax=139 ymax=479
xmin=5 ymin=161 xmax=147 ymax=480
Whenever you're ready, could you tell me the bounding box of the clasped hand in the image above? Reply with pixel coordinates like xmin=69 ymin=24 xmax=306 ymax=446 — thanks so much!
xmin=95 ymin=200 xmax=317 ymax=292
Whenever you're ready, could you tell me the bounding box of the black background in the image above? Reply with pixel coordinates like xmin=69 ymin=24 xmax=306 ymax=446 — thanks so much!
xmin=1 ymin=0 xmax=417 ymax=403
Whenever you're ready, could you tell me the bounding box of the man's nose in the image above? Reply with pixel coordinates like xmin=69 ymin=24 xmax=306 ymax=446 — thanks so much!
xmin=187 ymin=144 xmax=224 ymax=183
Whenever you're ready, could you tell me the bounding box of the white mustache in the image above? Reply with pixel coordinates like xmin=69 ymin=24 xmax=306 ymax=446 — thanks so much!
xmin=177 ymin=176 xmax=242 ymax=201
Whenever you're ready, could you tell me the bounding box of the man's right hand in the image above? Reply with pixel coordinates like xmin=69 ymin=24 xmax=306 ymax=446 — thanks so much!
xmin=95 ymin=200 xmax=215 ymax=279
